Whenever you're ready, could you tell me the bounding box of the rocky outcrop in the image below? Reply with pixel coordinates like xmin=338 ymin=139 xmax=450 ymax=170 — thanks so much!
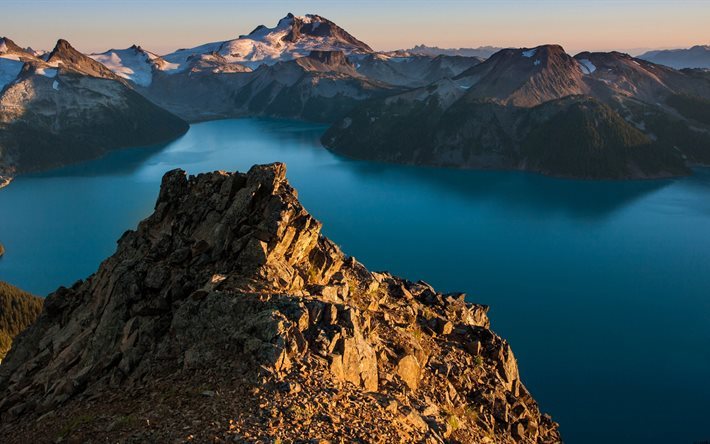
xmin=0 ymin=163 xmax=560 ymax=443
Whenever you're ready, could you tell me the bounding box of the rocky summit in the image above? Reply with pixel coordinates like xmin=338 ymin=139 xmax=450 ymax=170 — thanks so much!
xmin=0 ymin=163 xmax=560 ymax=443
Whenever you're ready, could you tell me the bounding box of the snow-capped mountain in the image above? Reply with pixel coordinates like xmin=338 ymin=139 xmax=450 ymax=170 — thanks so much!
xmin=89 ymin=45 xmax=179 ymax=87
xmin=0 ymin=38 xmax=187 ymax=187
xmin=0 ymin=37 xmax=43 ymax=91
xmin=161 ymin=13 xmax=373 ymax=72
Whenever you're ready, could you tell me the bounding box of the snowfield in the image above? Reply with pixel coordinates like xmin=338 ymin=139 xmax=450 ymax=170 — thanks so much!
xmin=89 ymin=47 xmax=162 ymax=87
xmin=578 ymin=59 xmax=597 ymax=74
xmin=0 ymin=57 xmax=24 ymax=90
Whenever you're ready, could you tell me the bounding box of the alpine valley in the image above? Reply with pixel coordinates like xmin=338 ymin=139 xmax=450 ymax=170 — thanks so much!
xmin=2 ymin=13 xmax=710 ymax=184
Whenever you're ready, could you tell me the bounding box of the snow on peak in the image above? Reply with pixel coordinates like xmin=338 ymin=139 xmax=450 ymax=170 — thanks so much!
xmin=89 ymin=46 xmax=171 ymax=86
xmin=522 ymin=49 xmax=537 ymax=58
xmin=0 ymin=40 xmax=8 ymax=54
xmin=35 ymin=67 xmax=58 ymax=78
xmin=578 ymin=59 xmax=596 ymax=74
xmin=162 ymin=13 xmax=371 ymax=72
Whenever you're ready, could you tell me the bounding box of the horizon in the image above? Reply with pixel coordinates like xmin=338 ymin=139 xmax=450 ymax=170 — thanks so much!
xmin=2 ymin=0 xmax=709 ymax=56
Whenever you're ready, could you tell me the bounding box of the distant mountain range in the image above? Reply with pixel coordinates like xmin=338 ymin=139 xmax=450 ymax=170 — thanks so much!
xmin=638 ymin=45 xmax=710 ymax=69
xmin=2 ymin=14 xmax=710 ymax=181
xmin=390 ymin=44 xmax=503 ymax=59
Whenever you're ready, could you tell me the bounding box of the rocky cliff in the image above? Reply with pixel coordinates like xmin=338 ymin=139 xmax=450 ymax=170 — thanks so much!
xmin=0 ymin=163 xmax=560 ymax=443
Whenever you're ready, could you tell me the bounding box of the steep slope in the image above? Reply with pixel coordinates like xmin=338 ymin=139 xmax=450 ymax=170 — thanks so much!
xmin=0 ymin=39 xmax=188 ymax=187
xmin=639 ymin=45 xmax=710 ymax=69
xmin=233 ymin=50 xmax=396 ymax=122
xmin=453 ymin=45 xmax=589 ymax=107
xmin=0 ymin=163 xmax=560 ymax=443
xmin=324 ymin=45 xmax=710 ymax=178
xmin=0 ymin=282 xmax=42 ymax=361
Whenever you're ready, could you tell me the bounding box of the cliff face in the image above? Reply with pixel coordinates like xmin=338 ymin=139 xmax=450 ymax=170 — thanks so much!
xmin=0 ymin=163 xmax=560 ymax=443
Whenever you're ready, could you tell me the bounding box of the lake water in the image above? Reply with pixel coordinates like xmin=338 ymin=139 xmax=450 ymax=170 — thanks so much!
xmin=1 ymin=118 xmax=709 ymax=443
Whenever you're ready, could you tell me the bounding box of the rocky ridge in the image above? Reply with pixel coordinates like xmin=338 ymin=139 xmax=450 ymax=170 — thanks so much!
xmin=324 ymin=45 xmax=710 ymax=179
xmin=0 ymin=163 xmax=560 ymax=443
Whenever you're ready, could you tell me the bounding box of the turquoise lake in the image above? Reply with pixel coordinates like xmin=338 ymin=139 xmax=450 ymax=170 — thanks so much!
xmin=1 ymin=118 xmax=709 ymax=443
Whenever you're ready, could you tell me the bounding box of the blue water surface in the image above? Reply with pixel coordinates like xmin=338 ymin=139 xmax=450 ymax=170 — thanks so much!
xmin=1 ymin=118 xmax=709 ymax=444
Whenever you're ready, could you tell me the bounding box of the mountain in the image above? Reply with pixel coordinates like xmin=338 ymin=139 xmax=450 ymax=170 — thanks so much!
xmin=84 ymin=15 xmax=487 ymax=122
xmin=323 ymin=45 xmax=710 ymax=179
xmin=353 ymin=53 xmax=483 ymax=88
xmin=0 ymin=282 xmax=42 ymax=361
xmin=395 ymin=44 xmax=503 ymax=59
xmin=140 ymin=48 xmax=396 ymax=122
xmin=227 ymin=50 xmax=397 ymax=122
xmin=162 ymin=13 xmax=373 ymax=72
xmin=0 ymin=163 xmax=560 ymax=442
xmin=88 ymin=45 xmax=180 ymax=87
xmin=0 ymin=37 xmax=39 ymax=92
xmin=0 ymin=39 xmax=188 ymax=187
xmin=638 ymin=45 xmax=710 ymax=69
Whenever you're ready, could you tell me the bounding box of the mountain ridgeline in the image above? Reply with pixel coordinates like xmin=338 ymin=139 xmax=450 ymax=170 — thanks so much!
xmin=2 ymin=15 xmax=710 ymax=182
xmin=0 ymin=163 xmax=561 ymax=443
xmin=0 ymin=38 xmax=188 ymax=186
xmin=324 ymin=45 xmax=710 ymax=179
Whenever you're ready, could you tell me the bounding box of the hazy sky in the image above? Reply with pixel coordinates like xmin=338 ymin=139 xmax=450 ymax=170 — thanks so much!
xmin=2 ymin=0 xmax=708 ymax=56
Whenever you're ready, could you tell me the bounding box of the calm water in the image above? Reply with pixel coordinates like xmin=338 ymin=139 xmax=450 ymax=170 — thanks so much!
xmin=1 ymin=119 xmax=709 ymax=443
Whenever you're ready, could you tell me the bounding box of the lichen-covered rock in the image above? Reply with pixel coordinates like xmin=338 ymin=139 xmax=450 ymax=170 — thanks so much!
xmin=0 ymin=163 xmax=561 ymax=443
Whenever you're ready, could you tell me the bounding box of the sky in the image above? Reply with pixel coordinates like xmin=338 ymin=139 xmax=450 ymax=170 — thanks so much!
xmin=1 ymin=0 xmax=709 ymax=56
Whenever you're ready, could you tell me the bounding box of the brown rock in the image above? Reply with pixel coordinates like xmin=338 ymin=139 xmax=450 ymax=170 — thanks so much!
xmin=396 ymin=355 xmax=422 ymax=391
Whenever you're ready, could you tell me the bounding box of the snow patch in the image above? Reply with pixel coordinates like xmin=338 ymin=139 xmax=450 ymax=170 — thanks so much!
xmin=0 ymin=41 xmax=7 ymax=53
xmin=534 ymin=59 xmax=541 ymax=66
xmin=36 ymin=68 xmax=57 ymax=78
xmin=0 ymin=57 xmax=24 ymax=89
xmin=522 ymin=49 xmax=537 ymax=58
xmin=52 ymin=80 xmax=59 ymax=90
xmin=89 ymin=48 xmax=155 ymax=86
xmin=578 ymin=59 xmax=596 ymax=74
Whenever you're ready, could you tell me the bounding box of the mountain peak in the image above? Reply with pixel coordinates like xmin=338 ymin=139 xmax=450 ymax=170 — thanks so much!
xmin=0 ymin=163 xmax=560 ymax=442
xmin=164 ymin=12 xmax=373 ymax=70
xmin=47 ymin=38 xmax=123 ymax=80
xmin=0 ymin=37 xmax=27 ymax=55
